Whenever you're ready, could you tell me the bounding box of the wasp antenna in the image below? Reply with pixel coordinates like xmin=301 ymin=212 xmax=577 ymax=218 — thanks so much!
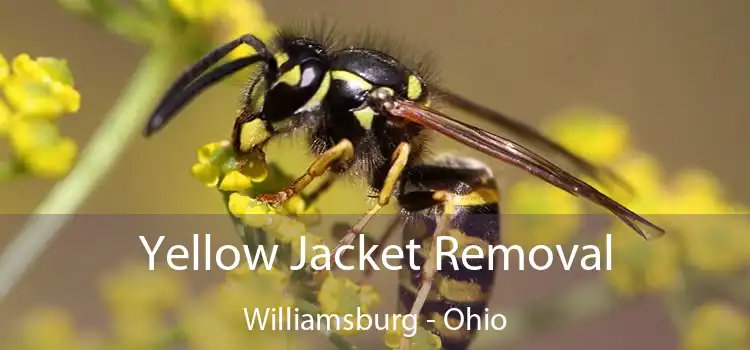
xmin=144 ymin=34 xmax=276 ymax=137
xmin=145 ymin=56 xmax=268 ymax=136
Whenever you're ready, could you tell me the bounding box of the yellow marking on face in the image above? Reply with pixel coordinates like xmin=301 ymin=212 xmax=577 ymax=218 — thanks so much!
xmin=299 ymin=72 xmax=331 ymax=111
xmin=275 ymin=65 xmax=301 ymax=87
xmin=451 ymin=187 xmax=500 ymax=206
xmin=274 ymin=52 xmax=290 ymax=66
xmin=239 ymin=119 xmax=270 ymax=152
xmin=407 ymin=75 xmax=423 ymax=100
xmin=331 ymin=70 xmax=373 ymax=90
xmin=353 ymin=107 xmax=376 ymax=129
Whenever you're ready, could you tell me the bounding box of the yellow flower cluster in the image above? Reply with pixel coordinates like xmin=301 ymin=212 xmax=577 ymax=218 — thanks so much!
xmin=683 ymin=301 xmax=749 ymax=350
xmin=317 ymin=275 xmax=381 ymax=334
xmin=100 ymin=264 xmax=184 ymax=349
xmin=4 ymin=262 xmax=307 ymax=350
xmin=190 ymin=140 xmax=268 ymax=191
xmin=537 ymin=108 xmax=750 ymax=296
xmin=192 ymin=140 xmax=320 ymax=238
xmin=0 ymin=53 xmax=80 ymax=179
xmin=603 ymin=226 xmax=682 ymax=297
xmin=7 ymin=308 xmax=98 ymax=350
xmin=183 ymin=267 xmax=296 ymax=350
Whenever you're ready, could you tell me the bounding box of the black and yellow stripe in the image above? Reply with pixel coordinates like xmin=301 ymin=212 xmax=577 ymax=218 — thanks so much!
xmin=397 ymin=157 xmax=501 ymax=350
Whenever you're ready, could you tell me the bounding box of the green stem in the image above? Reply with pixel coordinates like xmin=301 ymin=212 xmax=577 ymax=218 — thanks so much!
xmin=0 ymin=50 xmax=174 ymax=303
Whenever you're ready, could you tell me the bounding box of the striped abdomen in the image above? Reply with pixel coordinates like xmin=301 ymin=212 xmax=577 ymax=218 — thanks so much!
xmin=397 ymin=156 xmax=501 ymax=350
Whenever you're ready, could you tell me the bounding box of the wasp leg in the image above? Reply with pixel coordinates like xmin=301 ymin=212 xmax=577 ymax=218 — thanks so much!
xmin=400 ymin=191 xmax=455 ymax=350
xmin=358 ymin=216 xmax=403 ymax=282
xmin=302 ymin=172 xmax=339 ymax=208
xmin=289 ymin=173 xmax=340 ymax=228
xmin=257 ymin=139 xmax=355 ymax=206
xmin=330 ymin=142 xmax=411 ymax=254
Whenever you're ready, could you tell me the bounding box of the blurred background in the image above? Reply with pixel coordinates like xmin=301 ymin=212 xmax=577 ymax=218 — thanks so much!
xmin=0 ymin=0 xmax=748 ymax=349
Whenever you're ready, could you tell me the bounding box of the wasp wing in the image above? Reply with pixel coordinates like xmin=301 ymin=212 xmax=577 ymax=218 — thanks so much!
xmin=433 ymin=87 xmax=633 ymax=194
xmin=384 ymin=98 xmax=665 ymax=239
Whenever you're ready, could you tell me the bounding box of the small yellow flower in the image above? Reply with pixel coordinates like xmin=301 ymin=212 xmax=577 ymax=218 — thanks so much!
xmin=543 ymin=108 xmax=631 ymax=164
xmin=7 ymin=118 xmax=78 ymax=178
xmin=652 ymin=169 xmax=750 ymax=272
xmin=191 ymin=141 xmax=229 ymax=185
xmin=384 ymin=324 xmax=442 ymax=350
xmin=243 ymin=204 xmax=276 ymax=227
xmin=0 ymin=54 xmax=8 ymax=85
xmin=663 ymin=169 xmax=729 ymax=214
xmin=7 ymin=117 xmax=57 ymax=155
xmin=3 ymin=75 xmax=79 ymax=118
xmin=226 ymin=267 xmax=290 ymax=294
xmin=191 ymin=140 xmax=268 ymax=188
xmin=280 ymin=194 xmax=321 ymax=226
xmin=191 ymin=162 xmax=220 ymax=186
xmin=4 ymin=54 xmax=80 ymax=118
xmin=23 ymin=136 xmax=77 ymax=178
xmin=111 ymin=309 xmax=164 ymax=349
xmin=228 ymin=193 xmax=276 ymax=227
xmin=283 ymin=195 xmax=307 ymax=215
xmin=228 ymin=192 xmax=253 ymax=216
xmin=318 ymin=275 xmax=381 ymax=334
xmin=168 ymin=0 xmax=226 ymax=23
xmin=182 ymin=268 xmax=293 ymax=350
xmin=256 ymin=266 xmax=290 ymax=285
xmin=504 ymin=179 xmax=582 ymax=248
xmin=12 ymin=54 xmax=75 ymax=85
xmin=0 ymin=98 xmax=12 ymax=135
xmin=101 ymin=263 xmax=184 ymax=314
xmin=197 ymin=141 xmax=228 ymax=163
xmin=226 ymin=265 xmax=251 ymax=281
xmin=18 ymin=308 xmax=80 ymax=350
xmin=678 ymin=214 xmax=750 ymax=273
xmin=684 ymin=301 xmax=749 ymax=350
xmin=603 ymin=227 xmax=681 ymax=296
xmin=219 ymin=170 xmax=253 ymax=191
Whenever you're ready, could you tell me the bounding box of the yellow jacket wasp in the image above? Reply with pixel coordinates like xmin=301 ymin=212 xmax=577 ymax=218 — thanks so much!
xmin=144 ymin=25 xmax=665 ymax=350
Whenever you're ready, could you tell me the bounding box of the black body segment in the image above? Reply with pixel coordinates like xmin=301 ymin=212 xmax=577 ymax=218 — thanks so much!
xmin=397 ymin=156 xmax=501 ymax=350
